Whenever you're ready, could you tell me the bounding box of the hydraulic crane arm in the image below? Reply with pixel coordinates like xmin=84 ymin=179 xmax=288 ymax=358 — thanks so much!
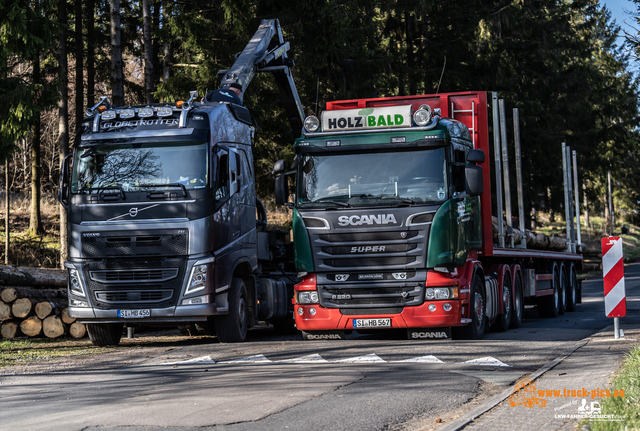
xmin=218 ymin=19 xmax=305 ymax=136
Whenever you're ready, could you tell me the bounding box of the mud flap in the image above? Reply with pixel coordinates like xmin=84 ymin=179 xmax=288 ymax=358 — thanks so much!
xmin=301 ymin=330 xmax=346 ymax=341
xmin=407 ymin=328 xmax=452 ymax=340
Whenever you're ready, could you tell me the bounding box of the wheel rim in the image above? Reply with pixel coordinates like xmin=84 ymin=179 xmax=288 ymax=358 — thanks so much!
xmin=571 ymin=271 xmax=577 ymax=304
xmin=553 ymin=269 xmax=559 ymax=309
xmin=238 ymin=296 xmax=247 ymax=333
xmin=503 ymin=284 xmax=511 ymax=320
xmin=560 ymin=270 xmax=566 ymax=307
xmin=515 ymin=287 xmax=522 ymax=319
xmin=475 ymin=289 xmax=484 ymax=330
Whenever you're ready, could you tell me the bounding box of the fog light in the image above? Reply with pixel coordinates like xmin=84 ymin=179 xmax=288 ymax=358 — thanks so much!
xmin=428 ymin=304 xmax=437 ymax=312
xmin=69 ymin=298 xmax=89 ymax=308
xmin=309 ymin=307 xmax=317 ymax=315
xmin=182 ymin=295 xmax=209 ymax=306
xmin=443 ymin=303 xmax=452 ymax=311
xmin=297 ymin=307 xmax=304 ymax=316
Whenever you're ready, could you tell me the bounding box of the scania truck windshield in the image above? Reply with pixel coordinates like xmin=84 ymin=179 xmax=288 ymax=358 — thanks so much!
xmin=297 ymin=148 xmax=448 ymax=207
xmin=71 ymin=142 xmax=209 ymax=193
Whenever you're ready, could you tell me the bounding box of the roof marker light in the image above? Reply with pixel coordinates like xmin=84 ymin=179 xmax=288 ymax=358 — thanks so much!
xmin=304 ymin=116 xmax=320 ymax=133
xmin=101 ymin=110 xmax=116 ymax=120
xmin=138 ymin=107 xmax=154 ymax=118
xmin=157 ymin=106 xmax=173 ymax=117
xmin=119 ymin=109 xmax=135 ymax=119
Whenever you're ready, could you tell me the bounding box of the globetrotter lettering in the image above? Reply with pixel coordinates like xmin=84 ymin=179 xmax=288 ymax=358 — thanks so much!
xmin=338 ymin=214 xmax=398 ymax=226
xmin=101 ymin=119 xmax=179 ymax=128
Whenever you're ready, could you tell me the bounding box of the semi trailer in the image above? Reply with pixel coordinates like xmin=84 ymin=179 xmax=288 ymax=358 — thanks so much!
xmin=275 ymin=91 xmax=582 ymax=340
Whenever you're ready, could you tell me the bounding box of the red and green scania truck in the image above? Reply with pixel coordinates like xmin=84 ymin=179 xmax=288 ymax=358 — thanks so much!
xmin=274 ymin=91 xmax=582 ymax=340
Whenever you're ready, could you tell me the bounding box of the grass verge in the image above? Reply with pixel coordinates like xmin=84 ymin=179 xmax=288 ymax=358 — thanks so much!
xmin=0 ymin=338 xmax=106 ymax=368
xmin=588 ymin=345 xmax=640 ymax=430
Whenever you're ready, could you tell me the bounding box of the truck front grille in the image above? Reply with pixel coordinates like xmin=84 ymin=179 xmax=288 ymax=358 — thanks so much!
xmin=82 ymin=231 xmax=188 ymax=257
xmin=82 ymin=257 xmax=187 ymax=310
xmin=318 ymin=282 xmax=424 ymax=308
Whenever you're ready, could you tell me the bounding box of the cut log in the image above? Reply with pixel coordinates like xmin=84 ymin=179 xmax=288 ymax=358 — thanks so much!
xmin=69 ymin=322 xmax=86 ymax=339
xmin=20 ymin=315 xmax=42 ymax=337
xmin=12 ymin=297 xmax=33 ymax=319
xmin=43 ymin=315 xmax=65 ymax=339
xmin=2 ymin=285 xmax=68 ymax=306
xmin=0 ymin=300 xmax=12 ymax=321
xmin=0 ymin=264 xmax=67 ymax=287
xmin=35 ymin=301 xmax=54 ymax=320
xmin=61 ymin=308 xmax=75 ymax=325
xmin=0 ymin=287 xmax=18 ymax=303
xmin=1 ymin=320 xmax=19 ymax=339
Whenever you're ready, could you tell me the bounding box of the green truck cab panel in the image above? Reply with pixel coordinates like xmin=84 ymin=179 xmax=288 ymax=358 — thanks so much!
xmin=292 ymin=208 xmax=314 ymax=272
xmin=427 ymin=195 xmax=481 ymax=268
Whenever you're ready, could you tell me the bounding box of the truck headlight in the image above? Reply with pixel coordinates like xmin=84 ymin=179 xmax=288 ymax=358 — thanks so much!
xmin=304 ymin=116 xmax=320 ymax=133
xmin=425 ymin=287 xmax=451 ymax=300
xmin=186 ymin=264 xmax=209 ymax=295
xmin=413 ymin=105 xmax=432 ymax=126
xmin=297 ymin=291 xmax=319 ymax=304
xmin=68 ymin=268 xmax=86 ymax=297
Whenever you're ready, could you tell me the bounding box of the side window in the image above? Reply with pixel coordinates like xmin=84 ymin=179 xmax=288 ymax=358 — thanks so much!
xmin=214 ymin=147 xmax=230 ymax=201
xmin=235 ymin=152 xmax=242 ymax=188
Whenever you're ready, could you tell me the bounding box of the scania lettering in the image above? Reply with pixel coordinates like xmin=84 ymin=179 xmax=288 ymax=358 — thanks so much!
xmin=59 ymin=19 xmax=304 ymax=346
xmin=274 ymin=92 xmax=583 ymax=340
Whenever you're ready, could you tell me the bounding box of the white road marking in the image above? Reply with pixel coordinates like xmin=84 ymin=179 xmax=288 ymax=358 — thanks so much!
xmin=457 ymin=356 xmax=510 ymax=367
xmin=332 ymin=353 xmax=386 ymax=364
xmin=277 ymin=354 xmax=329 ymax=363
xmin=392 ymin=355 xmax=444 ymax=363
xmin=165 ymin=355 xmax=215 ymax=365
xmin=218 ymin=354 xmax=272 ymax=364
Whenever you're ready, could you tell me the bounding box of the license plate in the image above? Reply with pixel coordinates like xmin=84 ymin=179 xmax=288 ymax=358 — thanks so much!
xmin=353 ymin=318 xmax=391 ymax=328
xmin=117 ymin=309 xmax=151 ymax=318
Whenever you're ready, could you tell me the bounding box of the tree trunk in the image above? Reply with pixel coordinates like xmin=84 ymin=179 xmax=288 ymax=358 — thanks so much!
xmin=59 ymin=0 xmax=70 ymax=268
xmin=161 ymin=0 xmax=172 ymax=82
xmin=20 ymin=315 xmax=42 ymax=337
xmin=75 ymin=0 xmax=84 ymax=128
xmin=1 ymin=321 xmax=19 ymax=339
xmin=583 ymin=184 xmax=590 ymax=229
xmin=29 ymin=53 xmax=43 ymax=235
xmin=110 ymin=0 xmax=124 ymax=106
xmin=69 ymin=322 xmax=86 ymax=338
xmin=0 ymin=264 xmax=67 ymax=287
xmin=12 ymin=297 xmax=33 ymax=319
xmin=0 ymin=287 xmax=17 ymax=303
xmin=4 ymin=160 xmax=9 ymax=265
xmin=86 ymin=0 xmax=95 ymax=108
xmin=35 ymin=301 xmax=54 ymax=320
xmin=142 ymin=0 xmax=154 ymax=103
xmin=43 ymin=315 xmax=65 ymax=338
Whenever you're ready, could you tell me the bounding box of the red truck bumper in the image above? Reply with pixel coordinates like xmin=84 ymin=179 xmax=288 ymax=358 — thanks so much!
xmin=294 ymin=273 xmax=464 ymax=331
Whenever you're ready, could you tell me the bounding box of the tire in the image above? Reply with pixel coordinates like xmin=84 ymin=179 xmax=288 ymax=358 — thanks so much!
xmin=537 ymin=262 xmax=560 ymax=318
xmin=453 ymin=274 xmax=486 ymax=340
xmin=510 ymin=273 xmax=524 ymax=329
xmin=494 ymin=272 xmax=512 ymax=332
xmin=215 ymin=278 xmax=248 ymax=343
xmin=565 ymin=263 xmax=577 ymax=312
xmin=87 ymin=323 xmax=124 ymax=347
xmin=558 ymin=263 xmax=567 ymax=315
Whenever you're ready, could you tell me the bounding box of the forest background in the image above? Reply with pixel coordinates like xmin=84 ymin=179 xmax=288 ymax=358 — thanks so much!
xmin=2 ymin=0 xmax=640 ymax=269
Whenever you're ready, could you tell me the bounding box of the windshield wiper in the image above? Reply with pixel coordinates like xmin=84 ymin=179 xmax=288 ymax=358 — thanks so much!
xmin=359 ymin=195 xmax=415 ymax=205
xmin=309 ymin=200 xmax=351 ymax=207
xmin=140 ymin=183 xmax=188 ymax=197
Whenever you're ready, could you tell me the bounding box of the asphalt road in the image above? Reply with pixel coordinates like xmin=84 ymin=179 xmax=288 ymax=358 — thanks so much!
xmin=1 ymin=263 xmax=638 ymax=431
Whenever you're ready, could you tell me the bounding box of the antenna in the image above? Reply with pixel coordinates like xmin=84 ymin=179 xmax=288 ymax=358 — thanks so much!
xmin=315 ymin=77 xmax=319 ymax=116
xmin=436 ymin=56 xmax=446 ymax=94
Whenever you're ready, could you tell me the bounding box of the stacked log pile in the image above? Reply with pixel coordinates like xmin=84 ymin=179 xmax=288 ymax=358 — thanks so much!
xmin=0 ymin=265 xmax=86 ymax=340
xmin=492 ymin=216 xmax=584 ymax=251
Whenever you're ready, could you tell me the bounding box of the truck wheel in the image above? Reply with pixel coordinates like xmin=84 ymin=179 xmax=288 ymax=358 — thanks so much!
xmin=565 ymin=263 xmax=577 ymax=312
xmin=537 ymin=263 xmax=560 ymax=318
xmin=215 ymin=278 xmax=248 ymax=343
xmin=494 ymin=273 xmax=512 ymax=332
xmin=87 ymin=323 xmax=124 ymax=347
xmin=558 ymin=263 xmax=567 ymax=315
xmin=453 ymin=274 xmax=485 ymax=340
xmin=510 ymin=273 xmax=524 ymax=329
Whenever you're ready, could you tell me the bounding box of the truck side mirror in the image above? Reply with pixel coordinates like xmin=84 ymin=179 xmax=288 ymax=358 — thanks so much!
xmin=229 ymin=149 xmax=239 ymax=196
xmin=465 ymin=164 xmax=483 ymax=197
xmin=468 ymin=149 xmax=485 ymax=164
xmin=273 ymin=159 xmax=285 ymax=175
xmin=58 ymin=153 xmax=73 ymax=210
xmin=275 ymin=173 xmax=289 ymax=205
